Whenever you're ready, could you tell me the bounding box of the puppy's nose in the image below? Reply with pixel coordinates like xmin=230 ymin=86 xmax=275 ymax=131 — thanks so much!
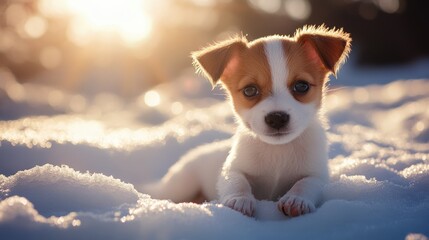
xmin=265 ymin=111 xmax=289 ymax=130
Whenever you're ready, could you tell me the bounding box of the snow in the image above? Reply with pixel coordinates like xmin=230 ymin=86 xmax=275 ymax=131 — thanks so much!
xmin=0 ymin=63 xmax=428 ymax=239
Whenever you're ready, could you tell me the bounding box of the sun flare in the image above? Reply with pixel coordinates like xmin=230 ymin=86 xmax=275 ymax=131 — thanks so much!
xmin=64 ymin=0 xmax=152 ymax=45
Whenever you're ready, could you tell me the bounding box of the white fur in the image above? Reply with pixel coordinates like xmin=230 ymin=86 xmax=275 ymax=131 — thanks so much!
xmin=142 ymin=139 xmax=230 ymax=202
xmin=264 ymin=39 xmax=287 ymax=94
xmin=142 ymin=38 xmax=329 ymax=218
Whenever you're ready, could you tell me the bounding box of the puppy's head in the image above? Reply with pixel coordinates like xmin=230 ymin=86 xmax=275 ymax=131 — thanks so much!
xmin=193 ymin=25 xmax=351 ymax=145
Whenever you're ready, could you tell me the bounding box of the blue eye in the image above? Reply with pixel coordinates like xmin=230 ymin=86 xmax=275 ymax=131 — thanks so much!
xmin=243 ymin=85 xmax=260 ymax=98
xmin=293 ymin=80 xmax=310 ymax=94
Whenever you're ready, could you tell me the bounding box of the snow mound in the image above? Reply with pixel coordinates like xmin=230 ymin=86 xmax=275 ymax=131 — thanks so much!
xmin=0 ymin=196 xmax=80 ymax=228
xmin=0 ymin=164 xmax=140 ymax=216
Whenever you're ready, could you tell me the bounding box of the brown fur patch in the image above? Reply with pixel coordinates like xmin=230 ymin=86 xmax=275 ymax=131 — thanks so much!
xmin=192 ymin=36 xmax=248 ymax=86
xmin=221 ymin=41 xmax=273 ymax=113
xmin=294 ymin=25 xmax=352 ymax=76
xmin=284 ymin=40 xmax=329 ymax=106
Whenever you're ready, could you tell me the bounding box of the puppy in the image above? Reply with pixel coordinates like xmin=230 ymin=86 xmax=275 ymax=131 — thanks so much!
xmin=143 ymin=25 xmax=351 ymax=217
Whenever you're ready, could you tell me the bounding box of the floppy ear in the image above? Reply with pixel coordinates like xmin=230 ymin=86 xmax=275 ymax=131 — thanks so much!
xmin=192 ymin=37 xmax=248 ymax=86
xmin=296 ymin=25 xmax=351 ymax=76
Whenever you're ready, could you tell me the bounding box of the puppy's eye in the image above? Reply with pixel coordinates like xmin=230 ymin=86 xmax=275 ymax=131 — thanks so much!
xmin=242 ymin=85 xmax=260 ymax=98
xmin=293 ymin=80 xmax=310 ymax=94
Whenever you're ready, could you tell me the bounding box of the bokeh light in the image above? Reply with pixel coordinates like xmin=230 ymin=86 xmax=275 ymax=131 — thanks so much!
xmin=24 ymin=16 xmax=47 ymax=39
xmin=377 ymin=0 xmax=400 ymax=14
xmin=144 ymin=90 xmax=161 ymax=107
xmin=249 ymin=0 xmax=282 ymax=14
xmin=284 ymin=0 xmax=311 ymax=21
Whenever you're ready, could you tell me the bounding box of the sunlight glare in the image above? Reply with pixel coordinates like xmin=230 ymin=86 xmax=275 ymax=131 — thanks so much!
xmin=65 ymin=0 xmax=152 ymax=45
xmin=120 ymin=14 xmax=152 ymax=45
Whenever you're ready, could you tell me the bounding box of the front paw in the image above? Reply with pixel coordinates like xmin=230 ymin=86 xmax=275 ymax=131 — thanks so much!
xmin=277 ymin=195 xmax=316 ymax=217
xmin=222 ymin=195 xmax=256 ymax=217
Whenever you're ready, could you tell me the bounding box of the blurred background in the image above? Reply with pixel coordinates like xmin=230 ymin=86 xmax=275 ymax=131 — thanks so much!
xmin=0 ymin=0 xmax=428 ymax=100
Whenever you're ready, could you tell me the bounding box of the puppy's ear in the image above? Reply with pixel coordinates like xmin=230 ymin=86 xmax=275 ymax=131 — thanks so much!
xmin=192 ymin=36 xmax=248 ymax=86
xmin=296 ymin=25 xmax=351 ymax=76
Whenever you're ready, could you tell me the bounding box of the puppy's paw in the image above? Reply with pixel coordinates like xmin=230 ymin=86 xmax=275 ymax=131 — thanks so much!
xmin=277 ymin=195 xmax=316 ymax=217
xmin=222 ymin=195 xmax=256 ymax=217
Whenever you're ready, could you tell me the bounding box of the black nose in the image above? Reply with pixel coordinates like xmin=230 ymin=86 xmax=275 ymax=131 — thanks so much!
xmin=265 ymin=111 xmax=289 ymax=130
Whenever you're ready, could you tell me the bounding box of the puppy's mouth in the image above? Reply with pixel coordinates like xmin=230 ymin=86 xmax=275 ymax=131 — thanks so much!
xmin=265 ymin=131 xmax=290 ymax=137
xmin=245 ymin=122 xmax=291 ymax=138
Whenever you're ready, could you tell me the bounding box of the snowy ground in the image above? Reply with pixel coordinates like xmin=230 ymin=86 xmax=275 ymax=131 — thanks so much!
xmin=0 ymin=62 xmax=428 ymax=239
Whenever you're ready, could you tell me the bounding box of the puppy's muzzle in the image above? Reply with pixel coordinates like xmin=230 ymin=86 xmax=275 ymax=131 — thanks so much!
xmin=264 ymin=111 xmax=289 ymax=130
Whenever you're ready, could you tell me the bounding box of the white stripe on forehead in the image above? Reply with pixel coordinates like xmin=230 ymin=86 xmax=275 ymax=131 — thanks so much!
xmin=264 ymin=39 xmax=288 ymax=94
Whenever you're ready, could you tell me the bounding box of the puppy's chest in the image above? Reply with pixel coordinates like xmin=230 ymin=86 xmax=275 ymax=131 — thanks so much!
xmin=241 ymin=147 xmax=305 ymax=200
